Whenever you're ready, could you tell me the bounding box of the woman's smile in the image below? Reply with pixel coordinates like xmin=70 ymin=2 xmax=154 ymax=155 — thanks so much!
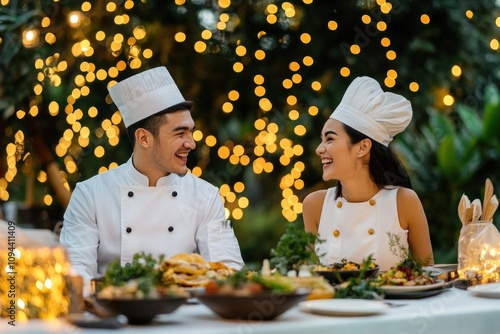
xmin=321 ymin=158 xmax=333 ymax=170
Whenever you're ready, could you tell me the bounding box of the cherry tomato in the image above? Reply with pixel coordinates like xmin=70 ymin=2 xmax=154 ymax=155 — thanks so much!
xmin=204 ymin=281 xmax=219 ymax=294
xmin=247 ymin=282 xmax=264 ymax=294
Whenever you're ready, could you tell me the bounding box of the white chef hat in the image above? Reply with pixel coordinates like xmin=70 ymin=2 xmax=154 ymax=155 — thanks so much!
xmin=108 ymin=66 xmax=191 ymax=128
xmin=329 ymin=76 xmax=412 ymax=146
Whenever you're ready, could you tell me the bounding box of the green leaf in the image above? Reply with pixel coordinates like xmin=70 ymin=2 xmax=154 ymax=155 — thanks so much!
xmin=436 ymin=135 xmax=459 ymax=179
xmin=101 ymin=252 xmax=163 ymax=294
xmin=457 ymin=105 xmax=482 ymax=137
xmin=428 ymin=109 xmax=455 ymax=140
xmin=482 ymin=84 xmax=500 ymax=141
xmin=421 ymin=126 xmax=439 ymax=151
xmin=457 ymin=150 xmax=482 ymax=183
xmin=269 ymin=221 xmax=320 ymax=275
xmin=2 ymin=9 xmax=38 ymax=30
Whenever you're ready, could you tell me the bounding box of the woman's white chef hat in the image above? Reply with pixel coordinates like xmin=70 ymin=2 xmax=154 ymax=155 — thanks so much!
xmin=108 ymin=66 xmax=191 ymax=128
xmin=329 ymin=76 xmax=412 ymax=146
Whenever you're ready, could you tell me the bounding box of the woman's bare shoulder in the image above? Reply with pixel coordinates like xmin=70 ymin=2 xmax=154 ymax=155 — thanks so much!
xmin=303 ymin=189 xmax=328 ymax=233
xmin=303 ymin=189 xmax=328 ymax=207
xmin=396 ymin=187 xmax=421 ymax=205
xmin=396 ymin=187 xmax=426 ymax=230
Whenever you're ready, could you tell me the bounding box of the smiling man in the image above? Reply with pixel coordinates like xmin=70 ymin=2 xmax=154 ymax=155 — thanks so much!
xmin=60 ymin=67 xmax=244 ymax=285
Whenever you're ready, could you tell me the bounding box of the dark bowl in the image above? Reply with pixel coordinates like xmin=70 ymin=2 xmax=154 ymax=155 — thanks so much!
xmin=314 ymin=266 xmax=380 ymax=285
xmin=196 ymin=290 xmax=309 ymax=321
xmin=95 ymin=295 xmax=187 ymax=324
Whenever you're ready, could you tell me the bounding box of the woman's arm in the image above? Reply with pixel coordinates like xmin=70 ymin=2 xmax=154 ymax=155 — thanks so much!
xmin=397 ymin=187 xmax=434 ymax=265
xmin=302 ymin=190 xmax=327 ymax=235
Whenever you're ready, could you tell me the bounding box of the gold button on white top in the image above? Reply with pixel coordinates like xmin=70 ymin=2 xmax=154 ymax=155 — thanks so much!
xmin=337 ymin=201 xmax=343 ymax=208
xmin=333 ymin=230 xmax=340 ymax=237
xmin=368 ymin=228 xmax=375 ymax=235
xmin=369 ymin=199 xmax=376 ymax=206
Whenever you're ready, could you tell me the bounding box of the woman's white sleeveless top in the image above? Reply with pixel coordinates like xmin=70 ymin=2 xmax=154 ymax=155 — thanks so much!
xmin=315 ymin=187 xmax=408 ymax=271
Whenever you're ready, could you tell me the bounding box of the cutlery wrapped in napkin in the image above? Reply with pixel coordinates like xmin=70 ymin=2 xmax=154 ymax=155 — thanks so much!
xmin=458 ymin=178 xmax=498 ymax=225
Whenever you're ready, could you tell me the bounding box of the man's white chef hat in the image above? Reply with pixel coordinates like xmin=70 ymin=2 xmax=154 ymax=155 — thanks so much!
xmin=108 ymin=66 xmax=191 ymax=128
xmin=329 ymin=76 xmax=412 ymax=146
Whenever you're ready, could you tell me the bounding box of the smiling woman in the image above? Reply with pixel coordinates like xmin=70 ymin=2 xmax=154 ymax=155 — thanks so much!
xmin=302 ymin=76 xmax=433 ymax=272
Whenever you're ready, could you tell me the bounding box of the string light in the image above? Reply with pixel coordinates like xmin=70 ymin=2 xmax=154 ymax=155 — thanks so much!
xmin=421 ymin=14 xmax=431 ymax=24
xmin=22 ymin=28 xmax=39 ymax=48
xmin=451 ymin=65 xmax=462 ymax=77
xmin=0 ymin=1 xmax=496 ymax=225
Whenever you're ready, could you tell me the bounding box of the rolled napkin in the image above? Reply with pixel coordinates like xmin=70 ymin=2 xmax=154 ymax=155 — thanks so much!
xmin=459 ymin=178 xmax=499 ymax=225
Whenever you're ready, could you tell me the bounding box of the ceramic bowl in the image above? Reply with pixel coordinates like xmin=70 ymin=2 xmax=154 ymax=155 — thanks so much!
xmin=314 ymin=266 xmax=380 ymax=284
xmin=95 ymin=295 xmax=187 ymax=324
xmin=196 ymin=289 xmax=309 ymax=320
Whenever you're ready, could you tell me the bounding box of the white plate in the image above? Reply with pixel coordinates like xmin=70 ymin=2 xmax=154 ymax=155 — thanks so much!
xmin=423 ymin=264 xmax=458 ymax=273
xmin=381 ymin=280 xmax=445 ymax=294
xmin=468 ymin=282 xmax=500 ymax=298
xmin=298 ymin=299 xmax=389 ymax=316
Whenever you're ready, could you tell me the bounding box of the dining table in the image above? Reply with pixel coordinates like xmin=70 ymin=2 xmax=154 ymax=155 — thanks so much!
xmin=2 ymin=285 xmax=500 ymax=334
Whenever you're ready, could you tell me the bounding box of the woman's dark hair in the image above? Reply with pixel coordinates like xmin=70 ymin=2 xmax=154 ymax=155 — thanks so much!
xmin=126 ymin=101 xmax=193 ymax=146
xmin=335 ymin=123 xmax=412 ymax=199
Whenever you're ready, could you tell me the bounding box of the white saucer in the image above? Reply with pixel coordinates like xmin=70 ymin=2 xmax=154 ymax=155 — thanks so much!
xmin=298 ymin=299 xmax=389 ymax=316
xmin=468 ymin=282 xmax=500 ymax=298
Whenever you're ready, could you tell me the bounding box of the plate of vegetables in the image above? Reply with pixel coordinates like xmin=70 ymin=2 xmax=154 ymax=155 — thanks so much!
xmin=374 ymin=258 xmax=444 ymax=297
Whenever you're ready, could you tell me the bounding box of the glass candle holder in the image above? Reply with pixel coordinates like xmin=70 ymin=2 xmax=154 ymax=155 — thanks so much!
xmin=0 ymin=246 xmax=71 ymax=321
xmin=458 ymin=221 xmax=500 ymax=284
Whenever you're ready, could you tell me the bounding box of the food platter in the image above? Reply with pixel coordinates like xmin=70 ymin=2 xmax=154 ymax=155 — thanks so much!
xmin=314 ymin=266 xmax=379 ymax=284
xmin=380 ymin=279 xmax=445 ymax=293
xmin=468 ymin=282 xmax=500 ymax=298
xmin=298 ymin=299 xmax=389 ymax=316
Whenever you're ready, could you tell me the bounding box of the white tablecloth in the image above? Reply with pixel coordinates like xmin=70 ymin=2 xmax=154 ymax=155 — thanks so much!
xmin=3 ymin=287 xmax=500 ymax=334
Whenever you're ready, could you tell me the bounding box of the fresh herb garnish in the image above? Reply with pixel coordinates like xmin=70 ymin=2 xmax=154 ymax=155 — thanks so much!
xmin=101 ymin=252 xmax=164 ymax=295
xmin=387 ymin=232 xmax=426 ymax=274
xmin=250 ymin=274 xmax=295 ymax=293
xmin=212 ymin=267 xmax=295 ymax=293
xmin=269 ymin=221 xmax=323 ymax=275
xmin=333 ymin=256 xmax=384 ymax=299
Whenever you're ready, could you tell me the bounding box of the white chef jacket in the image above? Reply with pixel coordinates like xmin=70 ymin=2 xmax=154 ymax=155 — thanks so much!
xmin=60 ymin=158 xmax=244 ymax=280
xmin=315 ymin=187 xmax=408 ymax=271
